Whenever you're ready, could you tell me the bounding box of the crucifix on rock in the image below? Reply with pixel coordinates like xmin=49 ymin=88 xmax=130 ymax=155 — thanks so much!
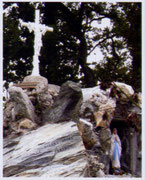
xmin=20 ymin=6 xmax=53 ymax=76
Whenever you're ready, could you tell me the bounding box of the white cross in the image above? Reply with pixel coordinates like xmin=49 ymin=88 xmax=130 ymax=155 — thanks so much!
xmin=20 ymin=8 xmax=53 ymax=76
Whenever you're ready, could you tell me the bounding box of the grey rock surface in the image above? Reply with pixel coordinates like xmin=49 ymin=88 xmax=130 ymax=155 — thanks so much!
xmin=3 ymin=79 xmax=141 ymax=178
xmin=3 ymin=121 xmax=87 ymax=177
xmin=42 ymin=81 xmax=82 ymax=123
xmin=3 ymin=86 xmax=37 ymax=137
xmin=3 ymin=100 xmax=14 ymax=137
xmin=8 ymin=86 xmax=36 ymax=122
xmin=23 ymin=75 xmax=48 ymax=84
xmin=77 ymin=118 xmax=99 ymax=149
xmin=23 ymin=75 xmax=53 ymax=111
xmin=78 ymin=119 xmax=111 ymax=175
xmin=48 ymin=84 xmax=60 ymax=98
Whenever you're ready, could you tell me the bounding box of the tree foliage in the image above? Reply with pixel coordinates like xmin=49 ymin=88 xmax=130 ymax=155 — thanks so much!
xmin=3 ymin=2 xmax=141 ymax=91
xmin=3 ymin=2 xmax=35 ymax=88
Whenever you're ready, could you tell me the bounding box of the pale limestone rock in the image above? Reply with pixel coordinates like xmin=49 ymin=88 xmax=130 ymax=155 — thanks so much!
xmin=77 ymin=118 xmax=99 ymax=149
xmin=19 ymin=118 xmax=36 ymax=129
xmin=3 ymin=81 xmax=139 ymax=177
xmin=81 ymin=86 xmax=116 ymax=128
xmin=94 ymin=101 xmax=115 ymax=128
xmin=23 ymin=75 xmax=48 ymax=84
xmin=113 ymin=82 xmax=134 ymax=101
xmin=23 ymin=75 xmax=53 ymax=110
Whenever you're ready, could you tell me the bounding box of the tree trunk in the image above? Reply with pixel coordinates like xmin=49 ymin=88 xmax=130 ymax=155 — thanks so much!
xmin=56 ymin=3 xmax=96 ymax=88
xmin=78 ymin=33 xmax=96 ymax=87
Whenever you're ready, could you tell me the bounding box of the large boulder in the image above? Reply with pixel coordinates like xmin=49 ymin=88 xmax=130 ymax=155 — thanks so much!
xmin=77 ymin=118 xmax=111 ymax=175
xmin=77 ymin=118 xmax=99 ymax=149
xmin=23 ymin=75 xmax=53 ymax=111
xmin=42 ymin=81 xmax=83 ymax=123
xmin=81 ymin=86 xmax=116 ymax=128
xmin=8 ymin=86 xmax=36 ymax=122
xmin=3 ymin=86 xmax=37 ymax=137
xmin=79 ymin=87 xmax=114 ymax=175
xmin=3 ymin=121 xmax=87 ymax=177
xmin=23 ymin=75 xmax=48 ymax=84
xmin=112 ymin=82 xmax=134 ymax=102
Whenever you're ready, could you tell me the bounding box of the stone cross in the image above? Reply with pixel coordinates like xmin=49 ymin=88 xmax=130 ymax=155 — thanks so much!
xmin=20 ymin=8 xmax=53 ymax=76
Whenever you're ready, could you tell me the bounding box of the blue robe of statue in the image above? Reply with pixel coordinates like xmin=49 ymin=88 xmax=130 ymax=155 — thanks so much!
xmin=110 ymin=134 xmax=122 ymax=168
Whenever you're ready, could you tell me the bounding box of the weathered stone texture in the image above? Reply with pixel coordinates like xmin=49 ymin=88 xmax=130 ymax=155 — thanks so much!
xmin=3 ymin=121 xmax=87 ymax=177
xmin=3 ymin=79 xmax=141 ymax=177
xmin=8 ymin=86 xmax=36 ymax=122
xmin=42 ymin=81 xmax=83 ymax=123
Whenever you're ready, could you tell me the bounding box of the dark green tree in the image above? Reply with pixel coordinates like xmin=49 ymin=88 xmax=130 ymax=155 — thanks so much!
xmin=40 ymin=3 xmax=80 ymax=85
xmin=3 ymin=2 xmax=35 ymax=88
xmin=95 ymin=34 xmax=132 ymax=88
xmin=93 ymin=2 xmax=141 ymax=91
xmin=40 ymin=2 xmax=141 ymax=89
xmin=3 ymin=2 xmax=141 ymax=91
xmin=40 ymin=2 xmax=98 ymax=87
xmin=116 ymin=3 xmax=141 ymax=91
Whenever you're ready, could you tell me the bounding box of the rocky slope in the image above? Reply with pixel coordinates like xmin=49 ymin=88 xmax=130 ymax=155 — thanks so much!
xmin=3 ymin=75 xmax=141 ymax=177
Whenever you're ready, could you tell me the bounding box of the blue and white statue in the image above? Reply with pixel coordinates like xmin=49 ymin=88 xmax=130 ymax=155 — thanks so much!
xmin=110 ymin=128 xmax=122 ymax=170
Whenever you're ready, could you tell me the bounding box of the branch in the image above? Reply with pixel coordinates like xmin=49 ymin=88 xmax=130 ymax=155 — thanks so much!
xmin=88 ymin=16 xmax=106 ymax=24
xmin=87 ymin=39 xmax=105 ymax=56
xmin=87 ymin=35 xmax=115 ymax=56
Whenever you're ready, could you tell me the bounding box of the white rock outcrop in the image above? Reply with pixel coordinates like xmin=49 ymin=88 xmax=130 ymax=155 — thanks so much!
xmin=80 ymin=86 xmax=116 ymax=127
xmin=112 ymin=82 xmax=134 ymax=101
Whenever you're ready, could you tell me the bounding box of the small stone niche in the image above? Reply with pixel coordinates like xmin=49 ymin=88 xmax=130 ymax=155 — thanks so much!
xmin=110 ymin=107 xmax=141 ymax=177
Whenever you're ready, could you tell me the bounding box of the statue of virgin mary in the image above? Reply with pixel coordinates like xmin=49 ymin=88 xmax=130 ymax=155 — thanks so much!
xmin=110 ymin=128 xmax=122 ymax=170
